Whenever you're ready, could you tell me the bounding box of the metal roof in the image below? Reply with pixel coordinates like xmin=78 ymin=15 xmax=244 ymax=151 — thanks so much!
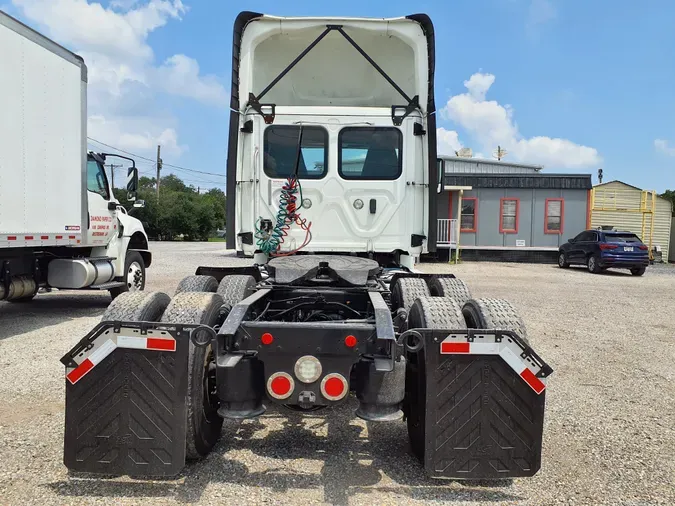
xmin=445 ymin=172 xmax=593 ymax=190
xmin=439 ymin=155 xmax=543 ymax=172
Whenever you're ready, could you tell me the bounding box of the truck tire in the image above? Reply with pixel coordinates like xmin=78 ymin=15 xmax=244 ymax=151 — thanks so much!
xmin=175 ymin=275 xmax=218 ymax=295
xmin=110 ymin=250 xmax=146 ymax=299
xmin=391 ymin=277 xmax=431 ymax=313
xmin=216 ymin=275 xmax=256 ymax=307
xmin=405 ymin=296 xmax=466 ymax=461
xmin=161 ymin=292 xmax=224 ymax=460
xmin=427 ymin=277 xmax=471 ymax=306
xmin=102 ymin=291 xmax=171 ymax=322
xmin=462 ymin=298 xmax=529 ymax=344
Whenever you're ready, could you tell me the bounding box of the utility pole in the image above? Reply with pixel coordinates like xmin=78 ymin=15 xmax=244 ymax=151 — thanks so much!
xmin=156 ymin=144 xmax=162 ymax=201
xmin=108 ymin=163 xmax=122 ymax=189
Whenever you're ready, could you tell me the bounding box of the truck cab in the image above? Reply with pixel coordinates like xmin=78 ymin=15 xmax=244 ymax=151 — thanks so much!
xmin=228 ymin=14 xmax=439 ymax=268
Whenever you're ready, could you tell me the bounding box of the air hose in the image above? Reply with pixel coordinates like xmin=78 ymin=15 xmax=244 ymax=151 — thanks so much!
xmin=255 ymin=176 xmax=312 ymax=256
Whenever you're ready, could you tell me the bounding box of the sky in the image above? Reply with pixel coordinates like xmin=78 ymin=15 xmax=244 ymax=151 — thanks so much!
xmin=3 ymin=0 xmax=675 ymax=192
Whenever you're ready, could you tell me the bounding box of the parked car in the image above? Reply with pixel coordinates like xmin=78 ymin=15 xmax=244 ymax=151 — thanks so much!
xmin=558 ymin=230 xmax=649 ymax=275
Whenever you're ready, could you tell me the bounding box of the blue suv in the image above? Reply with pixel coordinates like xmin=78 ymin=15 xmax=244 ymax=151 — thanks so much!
xmin=558 ymin=230 xmax=649 ymax=275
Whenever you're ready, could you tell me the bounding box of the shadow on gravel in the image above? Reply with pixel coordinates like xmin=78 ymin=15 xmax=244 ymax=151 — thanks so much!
xmin=46 ymin=407 xmax=522 ymax=505
xmin=556 ymin=265 xmax=633 ymax=277
xmin=0 ymin=293 xmax=109 ymax=340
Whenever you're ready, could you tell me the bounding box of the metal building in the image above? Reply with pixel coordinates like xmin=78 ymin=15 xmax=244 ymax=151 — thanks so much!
xmin=591 ymin=181 xmax=672 ymax=262
xmin=436 ymin=157 xmax=592 ymax=261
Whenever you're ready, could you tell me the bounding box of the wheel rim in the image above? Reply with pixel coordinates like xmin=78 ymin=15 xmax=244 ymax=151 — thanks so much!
xmin=558 ymin=253 xmax=565 ymax=266
xmin=589 ymin=257 xmax=595 ymax=270
xmin=127 ymin=262 xmax=143 ymax=291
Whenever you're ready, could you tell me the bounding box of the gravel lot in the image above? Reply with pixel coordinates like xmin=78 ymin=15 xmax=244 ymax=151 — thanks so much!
xmin=1 ymin=242 xmax=673 ymax=506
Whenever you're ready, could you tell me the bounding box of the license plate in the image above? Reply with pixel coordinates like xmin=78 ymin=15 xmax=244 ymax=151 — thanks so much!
xmin=624 ymin=246 xmax=634 ymax=252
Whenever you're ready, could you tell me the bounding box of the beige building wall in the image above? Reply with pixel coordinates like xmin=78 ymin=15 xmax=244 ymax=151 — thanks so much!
xmin=591 ymin=181 xmax=672 ymax=261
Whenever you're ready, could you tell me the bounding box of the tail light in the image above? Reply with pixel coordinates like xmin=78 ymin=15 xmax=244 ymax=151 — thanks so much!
xmin=320 ymin=373 xmax=348 ymax=401
xmin=267 ymin=372 xmax=294 ymax=400
xmin=639 ymin=245 xmax=648 ymax=250
xmin=599 ymin=243 xmax=618 ymax=250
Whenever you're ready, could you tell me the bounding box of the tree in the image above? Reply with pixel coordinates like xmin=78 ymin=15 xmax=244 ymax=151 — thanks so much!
xmin=109 ymin=174 xmax=225 ymax=240
xmin=660 ymin=190 xmax=675 ymax=216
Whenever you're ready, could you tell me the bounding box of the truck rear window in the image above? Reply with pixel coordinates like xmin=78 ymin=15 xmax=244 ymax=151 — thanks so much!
xmin=604 ymin=234 xmax=641 ymax=243
xmin=263 ymin=126 xmax=328 ymax=179
xmin=339 ymin=127 xmax=402 ymax=180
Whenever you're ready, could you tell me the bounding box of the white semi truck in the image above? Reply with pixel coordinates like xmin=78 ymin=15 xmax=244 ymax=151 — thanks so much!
xmin=61 ymin=12 xmax=552 ymax=481
xmin=0 ymin=11 xmax=151 ymax=301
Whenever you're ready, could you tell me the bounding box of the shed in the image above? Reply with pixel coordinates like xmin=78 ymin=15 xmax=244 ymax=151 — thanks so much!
xmin=437 ymin=170 xmax=593 ymax=260
xmin=591 ymin=181 xmax=673 ymax=261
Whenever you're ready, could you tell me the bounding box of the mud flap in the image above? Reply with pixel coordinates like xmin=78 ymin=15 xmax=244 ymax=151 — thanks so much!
xmin=420 ymin=330 xmax=553 ymax=479
xmin=61 ymin=322 xmax=192 ymax=477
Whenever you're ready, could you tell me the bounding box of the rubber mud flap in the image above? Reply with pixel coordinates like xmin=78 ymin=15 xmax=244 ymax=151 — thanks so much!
xmin=424 ymin=348 xmax=547 ymax=479
xmin=63 ymin=328 xmax=190 ymax=477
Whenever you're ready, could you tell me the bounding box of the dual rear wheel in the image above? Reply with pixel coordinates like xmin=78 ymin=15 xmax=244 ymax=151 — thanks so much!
xmin=396 ymin=276 xmax=528 ymax=461
xmin=102 ymin=274 xmax=257 ymax=460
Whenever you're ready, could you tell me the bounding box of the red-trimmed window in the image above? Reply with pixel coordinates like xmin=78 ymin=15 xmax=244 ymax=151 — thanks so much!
xmin=500 ymin=198 xmax=519 ymax=233
xmin=460 ymin=197 xmax=478 ymax=232
xmin=545 ymin=198 xmax=564 ymax=234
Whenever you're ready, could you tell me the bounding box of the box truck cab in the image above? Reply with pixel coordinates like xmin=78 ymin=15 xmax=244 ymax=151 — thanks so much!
xmin=0 ymin=11 xmax=151 ymax=301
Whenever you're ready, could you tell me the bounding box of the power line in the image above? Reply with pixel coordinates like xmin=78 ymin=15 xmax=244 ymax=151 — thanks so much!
xmin=87 ymin=137 xmax=155 ymax=163
xmin=87 ymin=137 xmax=225 ymax=178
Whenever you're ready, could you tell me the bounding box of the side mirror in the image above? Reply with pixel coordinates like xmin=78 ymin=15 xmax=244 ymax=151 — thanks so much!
xmin=127 ymin=167 xmax=139 ymax=202
xmin=133 ymin=200 xmax=145 ymax=209
xmin=567 ymin=238 xmax=575 ymax=243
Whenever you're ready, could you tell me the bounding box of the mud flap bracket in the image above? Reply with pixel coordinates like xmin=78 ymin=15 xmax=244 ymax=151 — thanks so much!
xmin=62 ymin=322 xmax=193 ymax=477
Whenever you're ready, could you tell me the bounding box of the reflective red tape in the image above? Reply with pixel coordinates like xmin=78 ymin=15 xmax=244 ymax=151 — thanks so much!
xmin=440 ymin=342 xmax=470 ymax=353
xmin=66 ymin=358 xmax=94 ymax=384
xmin=41 ymin=236 xmax=49 ymax=240
xmin=146 ymin=338 xmax=176 ymax=351
xmin=8 ymin=236 xmax=16 ymax=241
xmin=24 ymin=236 xmax=34 ymax=240
xmin=520 ymin=368 xmax=546 ymax=394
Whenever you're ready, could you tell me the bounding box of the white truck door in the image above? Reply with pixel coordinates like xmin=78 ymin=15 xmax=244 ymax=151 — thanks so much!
xmin=86 ymin=158 xmax=116 ymax=246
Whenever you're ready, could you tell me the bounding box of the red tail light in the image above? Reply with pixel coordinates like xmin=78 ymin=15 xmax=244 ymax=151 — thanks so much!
xmin=261 ymin=332 xmax=274 ymax=345
xmin=599 ymin=243 xmax=618 ymax=250
xmin=639 ymin=245 xmax=648 ymax=250
xmin=320 ymin=373 xmax=348 ymax=401
xmin=267 ymin=372 xmax=294 ymax=400
xmin=344 ymin=335 xmax=357 ymax=348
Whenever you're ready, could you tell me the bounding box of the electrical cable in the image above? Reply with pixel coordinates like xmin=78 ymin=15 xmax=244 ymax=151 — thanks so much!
xmin=254 ymin=127 xmax=313 ymax=256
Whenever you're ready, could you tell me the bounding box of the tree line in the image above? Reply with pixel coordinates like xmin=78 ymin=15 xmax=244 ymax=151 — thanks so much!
xmin=113 ymin=174 xmax=226 ymax=241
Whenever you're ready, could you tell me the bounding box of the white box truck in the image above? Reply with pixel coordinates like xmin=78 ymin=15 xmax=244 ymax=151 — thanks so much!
xmin=0 ymin=10 xmax=151 ymax=301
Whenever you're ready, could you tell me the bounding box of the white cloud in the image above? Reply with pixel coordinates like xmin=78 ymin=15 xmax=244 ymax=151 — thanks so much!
xmin=11 ymin=0 xmax=226 ymax=160
xmin=441 ymin=72 xmax=601 ymax=169
xmin=154 ymin=55 xmax=228 ymax=107
xmin=88 ymin=114 xmax=186 ymax=157
xmin=654 ymin=139 xmax=675 ymax=157
xmin=437 ymin=128 xmax=463 ymax=156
